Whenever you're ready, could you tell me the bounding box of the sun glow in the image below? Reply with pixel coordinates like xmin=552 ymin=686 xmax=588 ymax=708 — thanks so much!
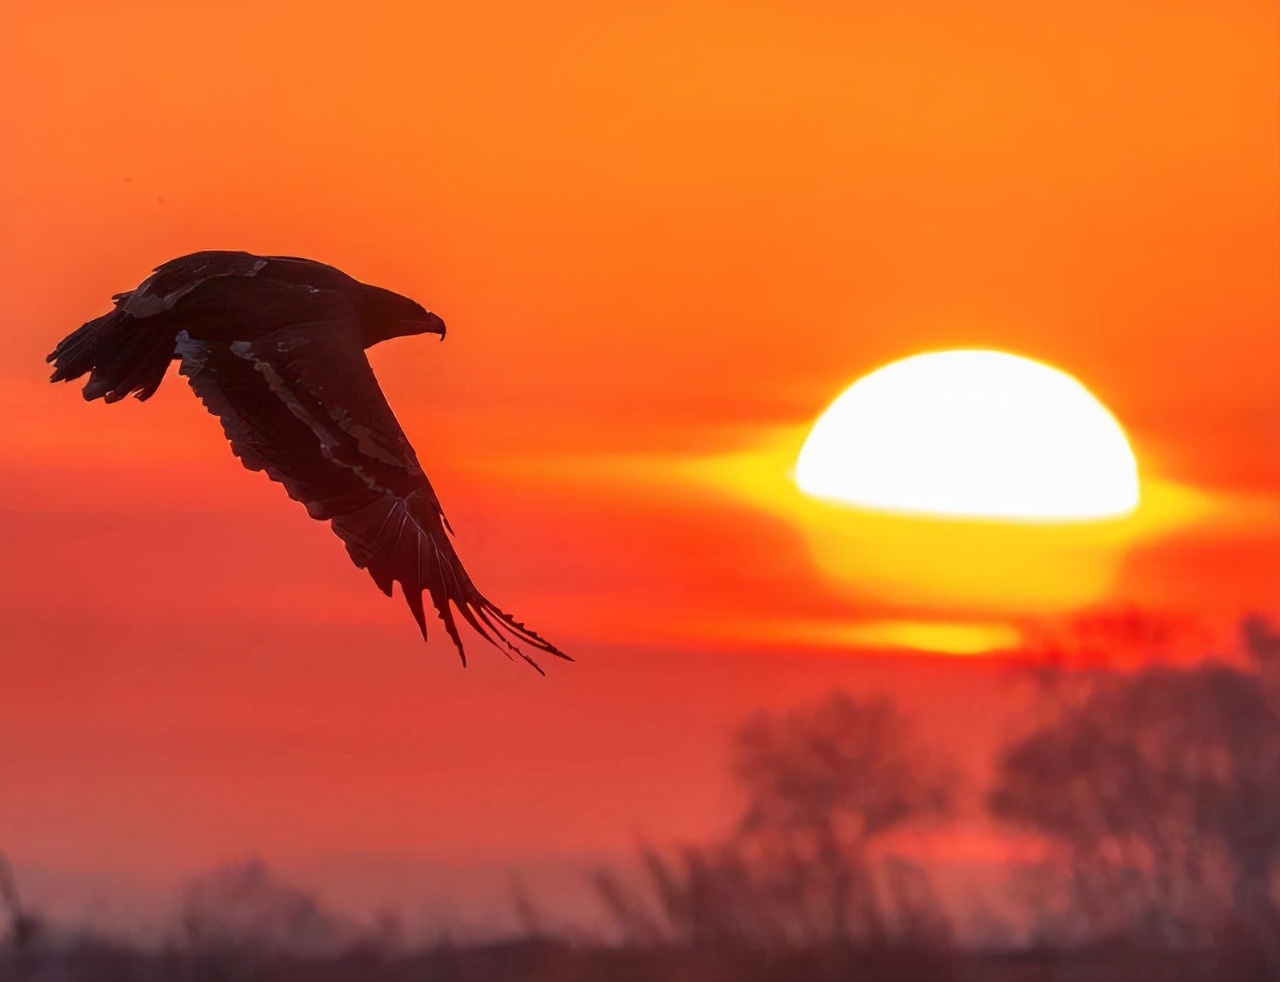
xmin=506 ymin=352 xmax=1207 ymax=636
xmin=795 ymin=350 xmax=1140 ymax=522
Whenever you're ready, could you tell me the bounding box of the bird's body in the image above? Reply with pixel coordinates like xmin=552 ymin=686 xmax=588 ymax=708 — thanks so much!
xmin=48 ymin=251 xmax=567 ymax=672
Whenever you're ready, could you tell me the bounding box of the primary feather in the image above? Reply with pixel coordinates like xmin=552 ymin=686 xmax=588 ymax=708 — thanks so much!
xmin=47 ymin=250 xmax=569 ymax=673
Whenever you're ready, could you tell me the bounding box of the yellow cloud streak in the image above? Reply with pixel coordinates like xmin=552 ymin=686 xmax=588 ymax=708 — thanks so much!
xmin=684 ymin=425 xmax=1214 ymax=613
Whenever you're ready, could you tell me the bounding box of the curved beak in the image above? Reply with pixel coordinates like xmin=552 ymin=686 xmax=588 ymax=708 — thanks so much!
xmin=400 ymin=312 xmax=447 ymax=340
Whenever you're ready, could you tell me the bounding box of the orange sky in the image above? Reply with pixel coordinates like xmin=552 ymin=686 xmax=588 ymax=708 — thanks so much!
xmin=1 ymin=0 xmax=1277 ymax=906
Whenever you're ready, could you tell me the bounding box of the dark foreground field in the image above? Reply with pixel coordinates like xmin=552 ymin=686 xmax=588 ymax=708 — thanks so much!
xmin=4 ymin=938 xmax=1276 ymax=982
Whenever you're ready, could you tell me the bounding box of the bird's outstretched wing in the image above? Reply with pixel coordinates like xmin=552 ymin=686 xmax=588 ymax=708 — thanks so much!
xmin=176 ymin=312 xmax=568 ymax=673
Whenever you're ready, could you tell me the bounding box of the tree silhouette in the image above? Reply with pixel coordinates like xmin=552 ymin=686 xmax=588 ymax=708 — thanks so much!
xmin=732 ymin=694 xmax=953 ymax=946
xmin=989 ymin=615 xmax=1280 ymax=964
xmin=594 ymin=694 xmax=955 ymax=954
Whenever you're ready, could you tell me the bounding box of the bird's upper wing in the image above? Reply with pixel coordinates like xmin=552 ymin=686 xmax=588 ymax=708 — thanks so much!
xmin=176 ymin=310 xmax=567 ymax=672
xmin=122 ymin=252 xmax=270 ymax=318
xmin=119 ymin=251 xmax=359 ymax=319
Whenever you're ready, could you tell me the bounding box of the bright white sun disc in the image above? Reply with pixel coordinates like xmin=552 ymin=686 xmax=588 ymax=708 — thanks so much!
xmin=795 ymin=350 xmax=1140 ymax=521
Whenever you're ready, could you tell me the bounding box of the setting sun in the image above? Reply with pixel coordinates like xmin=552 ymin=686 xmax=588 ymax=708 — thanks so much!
xmin=794 ymin=350 xmax=1141 ymax=522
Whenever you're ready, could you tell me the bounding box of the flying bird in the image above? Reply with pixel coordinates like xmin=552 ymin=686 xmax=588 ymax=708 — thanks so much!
xmin=48 ymin=250 xmax=569 ymax=673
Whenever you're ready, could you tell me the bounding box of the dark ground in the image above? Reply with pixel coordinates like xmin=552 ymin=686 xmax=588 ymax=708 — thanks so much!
xmin=4 ymin=938 xmax=1276 ymax=982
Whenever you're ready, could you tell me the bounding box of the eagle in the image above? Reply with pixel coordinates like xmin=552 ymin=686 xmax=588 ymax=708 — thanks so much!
xmin=47 ymin=251 xmax=569 ymax=673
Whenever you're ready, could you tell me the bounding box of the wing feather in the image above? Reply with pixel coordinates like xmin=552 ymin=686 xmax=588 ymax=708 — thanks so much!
xmin=176 ymin=319 xmax=568 ymax=671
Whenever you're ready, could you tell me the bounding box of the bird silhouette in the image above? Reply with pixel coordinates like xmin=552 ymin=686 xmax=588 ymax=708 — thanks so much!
xmin=48 ymin=251 xmax=568 ymax=672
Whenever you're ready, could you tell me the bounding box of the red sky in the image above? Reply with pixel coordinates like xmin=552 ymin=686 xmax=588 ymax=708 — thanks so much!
xmin=1 ymin=0 xmax=1277 ymax=915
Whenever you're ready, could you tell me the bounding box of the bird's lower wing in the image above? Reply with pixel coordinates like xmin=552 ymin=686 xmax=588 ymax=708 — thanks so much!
xmin=176 ymin=323 xmax=567 ymax=671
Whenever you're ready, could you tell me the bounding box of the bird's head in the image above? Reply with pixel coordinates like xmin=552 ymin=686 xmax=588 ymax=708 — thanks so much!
xmin=356 ymin=285 xmax=447 ymax=348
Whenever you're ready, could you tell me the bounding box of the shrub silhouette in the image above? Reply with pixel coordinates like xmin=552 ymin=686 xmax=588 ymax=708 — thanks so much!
xmin=179 ymin=857 xmax=357 ymax=957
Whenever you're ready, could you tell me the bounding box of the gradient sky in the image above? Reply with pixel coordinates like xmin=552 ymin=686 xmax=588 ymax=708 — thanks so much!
xmin=1 ymin=0 xmax=1277 ymax=908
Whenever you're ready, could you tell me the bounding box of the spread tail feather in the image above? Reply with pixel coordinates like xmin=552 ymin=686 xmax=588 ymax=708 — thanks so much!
xmin=330 ymin=491 xmax=571 ymax=674
xmin=47 ymin=303 xmax=174 ymax=403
